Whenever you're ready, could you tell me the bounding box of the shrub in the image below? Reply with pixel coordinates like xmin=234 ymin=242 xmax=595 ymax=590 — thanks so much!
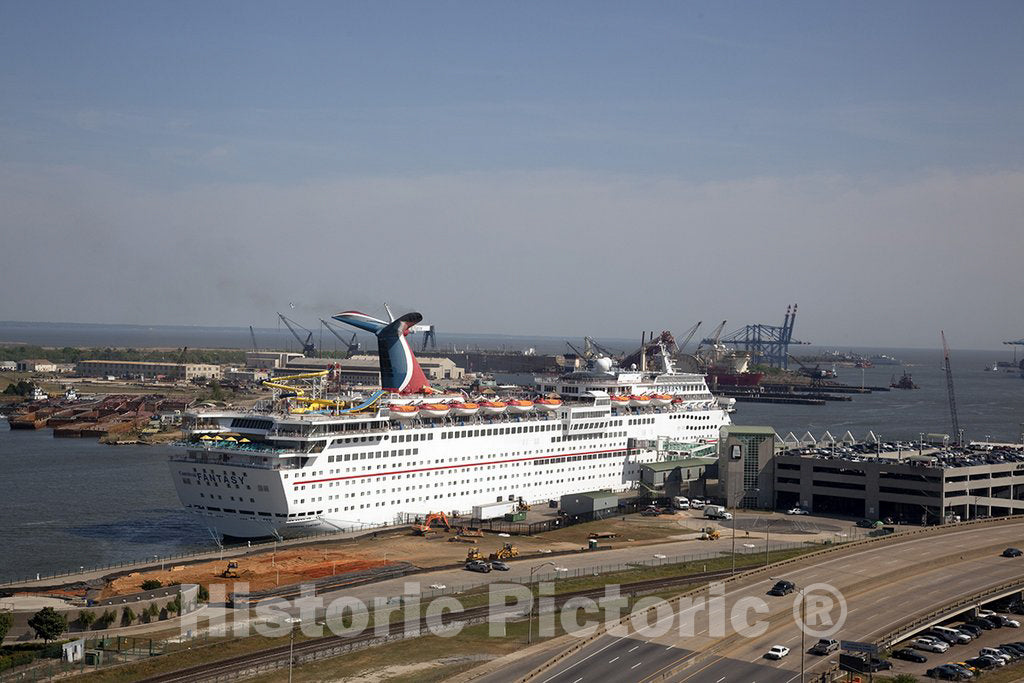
xmin=77 ymin=611 xmax=96 ymax=630
xmin=140 ymin=579 xmax=162 ymax=591
xmin=120 ymin=606 xmax=135 ymax=627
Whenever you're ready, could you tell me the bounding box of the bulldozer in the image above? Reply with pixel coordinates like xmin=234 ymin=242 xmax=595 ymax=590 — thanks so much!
xmin=220 ymin=560 xmax=241 ymax=578
xmin=488 ymin=543 xmax=519 ymax=561
xmin=698 ymin=527 xmax=720 ymax=541
xmin=411 ymin=511 xmax=452 ymax=536
xmin=465 ymin=547 xmax=484 ymax=563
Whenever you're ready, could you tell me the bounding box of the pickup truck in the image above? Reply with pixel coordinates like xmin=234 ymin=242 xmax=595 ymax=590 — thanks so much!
xmin=810 ymin=638 xmax=839 ymax=655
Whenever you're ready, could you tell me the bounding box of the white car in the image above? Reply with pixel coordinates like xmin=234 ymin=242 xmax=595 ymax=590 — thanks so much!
xmin=689 ymin=499 xmax=705 ymax=509
xmin=786 ymin=507 xmax=810 ymax=515
xmin=913 ymin=636 xmax=949 ymax=653
xmin=980 ymin=647 xmax=1012 ymax=664
xmin=765 ymin=645 xmax=790 ymax=660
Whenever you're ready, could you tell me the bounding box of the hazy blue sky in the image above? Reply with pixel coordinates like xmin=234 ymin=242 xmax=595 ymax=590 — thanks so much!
xmin=1 ymin=1 xmax=1022 ymax=349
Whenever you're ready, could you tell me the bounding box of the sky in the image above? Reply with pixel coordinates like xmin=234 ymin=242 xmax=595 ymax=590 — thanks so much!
xmin=1 ymin=1 xmax=1022 ymax=349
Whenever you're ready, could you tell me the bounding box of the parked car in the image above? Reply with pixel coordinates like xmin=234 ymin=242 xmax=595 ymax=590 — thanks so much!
xmin=465 ymin=560 xmax=492 ymax=573
xmin=864 ymin=657 xmax=893 ymax=672
xmin=999 ymin=643 xmax=1024 ymax=657
xmin=768 ymin=580 xmax=796 ymax=596
xmin=856 ymin=518 xmax=876 ymax=528
xmin=964 ymin=656 xmax=999 ymax=670
xmin=925 ymin=664 xmax=967 ymax=680
xmin=979 ymin=647 xmax=1012 ymax=664
xmin=933 ymin=626 xmax=972 ymax=644
xmin=967 ymin=618 xmax=995 ymax=630
xmin=944 ymin=663 xmax=974 ymax=678
xmin=765 ymin=645 xmax=790 ymax=660
xmin=1002 ymin=547 xmax=1022 ymax=557
xmin=958 ymin=623 xmax=983 ymax=637
xmin=892 ymin=648 xmax=927 ymax=663
xmin=810 ymin=638 xmax=839 ymax=655
xmin=914 ymin=636 xmax=950 ymax=653
xmin=997 ymin=615 xmax=1021 ymax=628
xmin=689 ymin=498 xmax=705 ymax=509
xmin=490 ymin=560 xmax=510 ymax=571
xmin=786 ymin=507 xmax=810 ymax=515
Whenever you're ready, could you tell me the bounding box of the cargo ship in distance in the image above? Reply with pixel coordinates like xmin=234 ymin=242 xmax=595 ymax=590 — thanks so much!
xmin=169 ymin=309 xmax=732 ymax=539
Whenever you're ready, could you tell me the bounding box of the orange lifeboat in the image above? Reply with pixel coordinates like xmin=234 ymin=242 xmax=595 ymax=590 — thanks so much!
xmin=534 ymin=398 xmax=562 ymax=412
xmin=480 ymin=400 xmax=507 ymax=415
xmin=650 ymin=393 xmax=673 ymax=406
xmin=629 ymin=394 xmax=652 ymax=408
xmin=507 ymin=399 xmax=534 ymax=414
xmin=610 ymin=395 xmax=630 ymax=409
xmin=450 ymin=402 xmax=480 ymax=417
xmin=389 ymin=404 xmax=419 ymax=420
xmin=418 ymin=403 xmax=451 ymax=418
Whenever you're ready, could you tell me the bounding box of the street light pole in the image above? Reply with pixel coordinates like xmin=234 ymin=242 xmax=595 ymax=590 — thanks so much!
xmin=528 ymin=561 xmax=554 ymax=645
xmin=285 ymin=617 xmax=301 ymax=683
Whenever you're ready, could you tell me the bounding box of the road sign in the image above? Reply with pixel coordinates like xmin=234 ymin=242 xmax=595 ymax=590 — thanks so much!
xmin=841 ymin=640 xmax=879 ymax=654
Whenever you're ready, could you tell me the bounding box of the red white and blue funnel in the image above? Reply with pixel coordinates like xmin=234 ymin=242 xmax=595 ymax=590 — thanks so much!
xmin=332 ymin=310 xmax=431 ymax=394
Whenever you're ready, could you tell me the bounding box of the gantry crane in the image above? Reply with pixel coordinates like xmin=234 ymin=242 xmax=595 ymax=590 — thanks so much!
xmin=278 ymin=313 xmax=316 ymax=356
xmin=320 ymin=318 xmax=361 ymax=358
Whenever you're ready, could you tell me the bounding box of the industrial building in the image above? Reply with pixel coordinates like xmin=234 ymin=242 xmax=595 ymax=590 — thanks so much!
xmin=280 ymin=354 xmax=464 ymax=385
xmin=16 ymin=359 xmax=58 ymax=373
xmin=716 ymin=426 xmax=781 ymax=509
xmin=76 ymin=360 xmax=222 ymax=381
xmin=559 ymin=490 xmax=618 ymax=518
xmin=245 ymin=351 xmax=303 ymax=369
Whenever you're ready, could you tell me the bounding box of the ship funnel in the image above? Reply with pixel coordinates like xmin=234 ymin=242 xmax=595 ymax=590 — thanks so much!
xmin=332 ymin=310 xmax=432 ymax=394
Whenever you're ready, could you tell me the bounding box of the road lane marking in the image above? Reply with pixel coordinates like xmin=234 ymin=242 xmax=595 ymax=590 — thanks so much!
xmin=629 ymin=645 xmax=640 ymax=652
xmin=572 ymin=679 xmax=582 ymax=683
xmin=631 ymin=662 xmax=642 ymax=669
xmin=716 ymin=677 xmax=726 ymax=682
xmin=608 ymin=657 xmax=619 ymax=663
xmin=539 ymin=636 xmax=626 ymax=683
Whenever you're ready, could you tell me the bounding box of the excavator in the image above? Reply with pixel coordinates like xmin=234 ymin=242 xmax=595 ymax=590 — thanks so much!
xmin=411 ymin=511 xmax=452 ymax=535
xmin=220 ymin=561 xmax=245 ymax=578
xmin=698 ymin=527 xmax=721 ymax=541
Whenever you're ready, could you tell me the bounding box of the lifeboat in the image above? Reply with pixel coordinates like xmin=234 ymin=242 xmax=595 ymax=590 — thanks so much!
xmin=534 ymin=398 xmax=562 ymax=412
xmin=480 ymin=401 xmax=507 ymax=415
xmin=506 ymin=399 xmax=534 ymax=413
xmin=610 ymin=395 xmax=630 ymax=409
xmin=389 ymin=404 xmax=419 ymax=420
xmin=650 ymin=393 xmax=673 ymax=406
xmin=418 ymin=403 xmax=451 ymax=418
xmin=629 ymin=394 xmax=652 ymax=408
xmin=450 ymin=402 xmax=480 ymax=417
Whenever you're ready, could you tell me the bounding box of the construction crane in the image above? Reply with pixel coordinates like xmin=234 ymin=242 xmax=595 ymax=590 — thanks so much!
xmin=278 ymin=313 xmax=315 ymax=356
xmin=176 ymin=346 xmax=188 ymax=365
xmin=941 ymin=330 xmax=962 ymax=444
xmin=583 ymin=336 xmax=621 ymax=358
xmin=320 ymin=319 xmax=361 ymax=358
xmin=249 ymin=326 xmax=259 ymax=352
xmin=677 ymin=321 xmax=702 ymax=354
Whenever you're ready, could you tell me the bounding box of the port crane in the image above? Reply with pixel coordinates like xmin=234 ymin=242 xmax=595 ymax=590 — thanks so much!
xmin=320 ymin=318 xmax=361 ymax=358
xmin=249 ymin=326 xmax=259 ymax=352
xmin=942 ymin=330 xmax=962 ymax=444
xmin=277 ymin=313 xmax=316 ymax=356
xmin=676 ymin=321 xmax=702 ymax=354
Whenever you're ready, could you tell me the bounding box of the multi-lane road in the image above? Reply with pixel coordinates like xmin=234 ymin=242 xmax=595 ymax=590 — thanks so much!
xmin=522 ymin=519 xmax=1024 ymax=683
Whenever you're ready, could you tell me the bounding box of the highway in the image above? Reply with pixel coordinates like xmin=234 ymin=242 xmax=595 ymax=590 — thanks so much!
xmin=522 ymin=519 xmax=1024 ymax=683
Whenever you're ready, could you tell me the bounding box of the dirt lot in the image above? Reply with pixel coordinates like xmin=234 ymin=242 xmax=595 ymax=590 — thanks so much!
xmin=102 ymin=514 xmax=699 ymax=598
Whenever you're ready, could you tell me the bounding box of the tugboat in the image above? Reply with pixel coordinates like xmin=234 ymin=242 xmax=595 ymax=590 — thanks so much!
xmin=890 ymin=372 xmax=918 ymax=390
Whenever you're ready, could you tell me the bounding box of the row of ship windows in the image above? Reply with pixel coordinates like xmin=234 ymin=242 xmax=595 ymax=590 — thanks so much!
xmin=326 ymin=448 xmax=420 ymax=462
xmin=441 ymin=424 xmax=556 ymax=440
xmin=293 ymin=454 xmax=634 ymax=490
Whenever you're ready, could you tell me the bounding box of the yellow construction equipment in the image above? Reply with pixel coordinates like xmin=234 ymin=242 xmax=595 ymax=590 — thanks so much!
xmin=465 ymin=547 xmax=484 ymax=562
xmin=448 ymin=526 xmax=484 ymax=543
xmin=220 ymin=561 xmax=241 ymax=578
xmin=488 ymin=543 xmax=519 ymax=561
xmin=516 ymin=498 xmax=531 ymax=512
xmin=412 ymin=511 xmax=452 ymax=535
xmin=698 ymin=527 xmax=721 ymax=541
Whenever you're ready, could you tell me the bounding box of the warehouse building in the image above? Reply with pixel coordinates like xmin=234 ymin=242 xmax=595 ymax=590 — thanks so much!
xmin=76 ymin=360 xmax=221 ymax=381
xmin=17 ymin=359 xmax=58 ymax=373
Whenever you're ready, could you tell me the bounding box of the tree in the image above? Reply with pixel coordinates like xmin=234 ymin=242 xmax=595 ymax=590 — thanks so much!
xmin=140 ymin=579 xmax=162 ymax=590
xmin=27 ymin=607 xmax=67 ymax=643
xmin=0 ymin=610 xmax=12 ymax=642
xmin=76 ymin=610 xmax=95 ymax=630
xmin=120 ymin=606 xmax=135 ymax=627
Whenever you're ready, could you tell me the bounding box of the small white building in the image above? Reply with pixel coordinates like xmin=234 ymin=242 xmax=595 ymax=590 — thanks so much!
xmin=0 ymin=361 xmax=16 ymax=371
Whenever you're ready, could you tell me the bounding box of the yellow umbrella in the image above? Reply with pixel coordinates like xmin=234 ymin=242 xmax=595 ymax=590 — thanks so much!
xmin=225 ymin=437 xmax=237 ymax=443
xmin=213 ymin=435 xmax=223 ymax=441
xmin=238 ymin=438 xmax=251 ymax=443
xmin=199 ymin=435 xmax=212 ymax=441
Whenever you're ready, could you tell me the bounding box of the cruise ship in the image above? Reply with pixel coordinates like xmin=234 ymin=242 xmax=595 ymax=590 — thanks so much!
xmin=169 ymin=310 xmax=732 ymax=539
